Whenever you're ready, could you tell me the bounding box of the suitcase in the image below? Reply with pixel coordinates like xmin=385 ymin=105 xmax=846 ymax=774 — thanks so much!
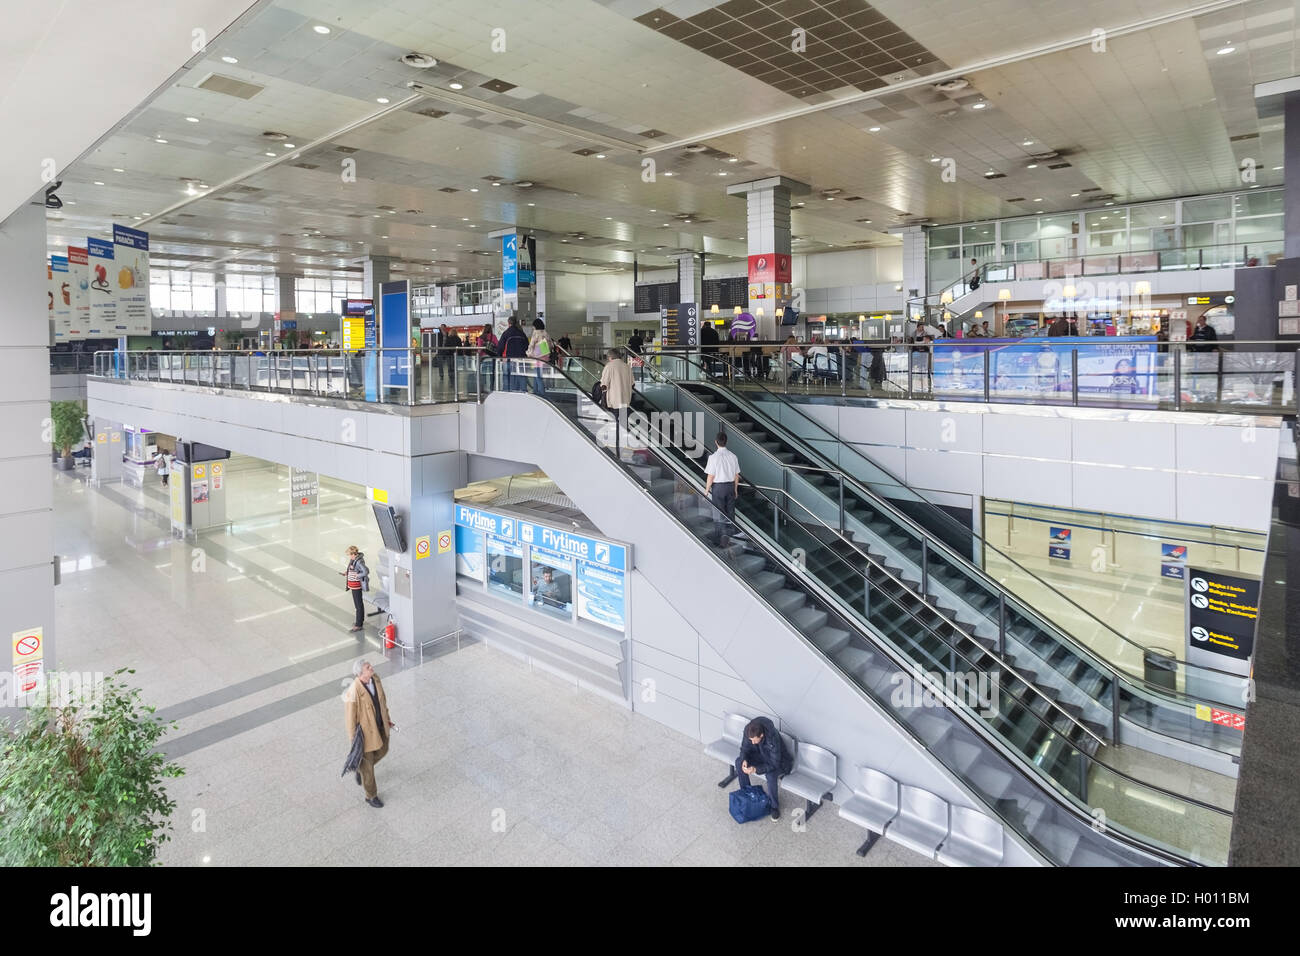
xmin=728 ymin=784 xmax=771 ymax=824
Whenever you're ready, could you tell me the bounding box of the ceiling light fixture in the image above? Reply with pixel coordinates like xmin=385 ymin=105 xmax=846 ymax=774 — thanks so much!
xmin=971 ymin=102 xmax=987 ymax=109
xmin=185 ymin=116 xmax=199 ymax=123
xmin=264 ymin=152 xmax=276 ymax=157
xmin=376 ymin=97 xmax=390 ymax=104
xmin=283 ymin=143 xmax=295 ymax=148
xmin=595 ymin=153 xmax=606 ymax=159
xmin=1071 ymin=192 xmax=1080 ymax=197
xmin=313 ymin=24 xmax=331 ymax=34
xmin=1033 ymin=197 xmax=1043 ymax=202
xmin=1026 ymin=163 xmax=1038 ymax=169
xmin=470 ymin=187 xmax=478 ymax=192
xmin=93 ymin=181 xmax=104 ymax=186
xmin=156 ymin=138 xmax=168 ymax=144
xmin=221 ymin=55 xmax=238 ymax=64
xmin=527 ymin=202 xmax=535 ymax=206
xmin=663 ymin=171 xmax=673 ymax=176
xmin=728 ymin=157 xmax=739 ymax=162
xmin=1022 ymin=140 xmax=1034 ymax=146
xmin=449 ymin=81 xmax=464 ymax=90
xmin=1216 ymin=45 xmax=1234 ymax=55
xmin=113 ymin=168 xmax=124 ymax=172
xmin=868 ymin=126 xmax=881 ymax=132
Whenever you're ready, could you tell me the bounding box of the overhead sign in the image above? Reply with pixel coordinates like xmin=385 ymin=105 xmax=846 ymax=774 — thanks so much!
xmin=86 ymin=238 xmax=116 ymax=334
xmin=112 ymin=224 xmax=151 ymax=335
xmin=517 ymin=521 xmax=626 ymax=571
xmin=1186 ymin=569 xmax=1259 ymax=663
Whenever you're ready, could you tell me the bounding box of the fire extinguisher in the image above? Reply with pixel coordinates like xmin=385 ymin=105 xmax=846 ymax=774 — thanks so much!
xmin=383 ymin=615 xmax=396 ymax=650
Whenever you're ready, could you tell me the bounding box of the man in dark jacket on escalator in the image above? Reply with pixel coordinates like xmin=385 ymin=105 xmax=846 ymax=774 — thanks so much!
xmin=734 ymin=716 xmax=793 ymax=821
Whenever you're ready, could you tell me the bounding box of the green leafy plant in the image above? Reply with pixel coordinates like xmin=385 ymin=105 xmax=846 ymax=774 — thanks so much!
xmin=281 ymin=329 xmax=301 ymax=350
xmin=0 ymin=669 xmax=184 ymax=866
xmin=49 ymin=400 xmax=85 ymax=459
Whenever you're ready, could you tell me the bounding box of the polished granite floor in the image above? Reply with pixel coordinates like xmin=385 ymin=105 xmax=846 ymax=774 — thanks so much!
xmin=52 ymin=460 xmax=932 ymax=868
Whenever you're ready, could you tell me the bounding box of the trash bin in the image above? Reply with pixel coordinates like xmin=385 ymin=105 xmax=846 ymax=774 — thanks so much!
xmin=1143 ymin=647 xmax=1178 ymax=691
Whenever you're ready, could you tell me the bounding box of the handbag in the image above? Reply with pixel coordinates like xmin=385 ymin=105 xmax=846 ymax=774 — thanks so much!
xmin=728 ymin=784 xmax=771 ymax=824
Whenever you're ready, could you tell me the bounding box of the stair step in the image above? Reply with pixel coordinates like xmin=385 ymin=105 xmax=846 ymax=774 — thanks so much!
xmin=810 ymin=626 xmax=851 ymax=655
xmin=790 ymin=606 xmax=829 ymax=633
xmin=644 ymin=478 xmax=675 ymax=498
xmin=750 ymin=570 xmax=786 ymax=594
xmin=768 ymin=589 xmax=806 ymax=613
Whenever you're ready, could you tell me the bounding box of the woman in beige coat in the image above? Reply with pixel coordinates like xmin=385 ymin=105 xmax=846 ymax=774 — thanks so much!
xmin=344 ymin=658 xmax=395 ymax=807
xmin=600 ymin=348 xmax=634 ymax=410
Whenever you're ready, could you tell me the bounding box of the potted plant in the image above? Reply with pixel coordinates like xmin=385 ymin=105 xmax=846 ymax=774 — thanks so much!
xmin=49 ymin=400 xmax=85 ymax=471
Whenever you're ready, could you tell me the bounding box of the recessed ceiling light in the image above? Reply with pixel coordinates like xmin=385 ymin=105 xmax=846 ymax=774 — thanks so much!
xmin=1216 ymin=45 xmax=1234 ymax=55
xmin=972 ymin=102 xmax=987 ymax=109
xmin=265 ymin=152 xmax=277 ymax=157
xmin=796 ymin=201 xmax=805 ymax=206
xmin=381 ymin=235 xmax=388 ymax=239
xmin=221 ymin=55 xmax=238 ymax=64
xmin=1105 ymin=201 xmax=1114 ymax=205
xmin=313 ymin=24 xmax=331 ymax=34
xmin=605 ymin=217 xmax=612 ymax=220
xmin=387 ymin=209 xmax=395 ymax=214
xmin=470 ymin=187 xmax=478 ymax=192
xmin=728 ymin=157 xmax=739 ymax=163
xmin=1033 ymin=197 xmax=1043 ymax=202
xmin=1274 ymin=165 xmax=1284 ymax=171
xmin=868 ymin=126 xmax=882 ymax=133
xmin=560 ymin=238 xmax=568 ymax=243
xmin=595 ymin=154 xmax=606 ymax=159
xmin=825 ymin=197 xmax=834 ymax=201
xmin=491 ymin=181 xmax=500 ymax=186
xmin=1022 ymin=140 xmax=1034 ymax=146
xmin=1071 ymin=192 xmax=1080 ymax=197
xmin=429 ymin=224 xmax=437 ymax=228
xmin=155 ymin=138 xmax=168 ymax=144
xmin=376 ymin=97 xmax=389 ymax=104
xmin=1100 ymin=215 xmax=1108 ymax=220
xmin=93 ymin=181 xmax=104 ymax=186
xmin=469 ymin=224 xmax=476 ymax=227
xmin=449 ymin=82 xmax=464 ymax=90
xmin=283 ymin=143 xmax=295 ymax=149
xmin=1159 ymin=215 xmax=1167 ymax=219
xmin=663 ymin=223 xmax=670 ymax=226
xmin=112 ymin=168 xmax=124 ymax=173
xmin=1026 ymin=163 xmax=1038 ymax=169
xmin=663 ymin=171 xmax=674 ymax=176
xmin=929 ymin=156 xmax=940 ymax=163
xmin=527 ymin=202 xmax=535 ymax=206
xmin=462 ymin=218 xmax=469 ymax=221
xmin=185 ymin=116 xmax=199 ymax=123
xmin=1250 ymin=183 xmax=1260 ymax=188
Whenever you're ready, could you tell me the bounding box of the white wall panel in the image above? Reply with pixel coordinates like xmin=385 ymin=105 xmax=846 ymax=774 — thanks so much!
xmin=1073 ymin=419 xmax=1175 ymax=469
xmin=1176 ymin=474 xmax=1274 ymax=530
xmin=1072 ymin=463 xmax=1177 ymax=520
xmin=984 ymin=455 xmax=1073 ymax=507
xmin=907 ymin=449 xmax=984 ymax=496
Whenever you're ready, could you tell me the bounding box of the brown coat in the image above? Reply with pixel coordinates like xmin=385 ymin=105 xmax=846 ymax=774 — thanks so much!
xmin=344 ymin=674 xmax=393 ymax=752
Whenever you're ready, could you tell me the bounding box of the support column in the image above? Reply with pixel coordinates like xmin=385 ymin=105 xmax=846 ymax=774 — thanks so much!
xmin=362 ymin=257 xmax=391 ymax=308
xmin=1252 ymin=79 xmax=1300 ymax=343
xmin=1285 ymin=92 xmax=1300 ymax=260
xmin=727 ymin=176 xmax=806 ymax=340
xmin=382 ymin=446 xmax=461 ymax=651
xmin=0 ymin=198 xmax=56 ymax=707
xmin=897 ymin=224 xmax=927 ymax=310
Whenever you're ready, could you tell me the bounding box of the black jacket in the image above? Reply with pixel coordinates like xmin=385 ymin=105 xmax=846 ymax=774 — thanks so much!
xmin=739 ymin=717 xmax=792 ymax=776
xmin=498 ymin=325 xmax=529 ymax=358
xmin=1190 ymin=323 xmax=1218 ymax=353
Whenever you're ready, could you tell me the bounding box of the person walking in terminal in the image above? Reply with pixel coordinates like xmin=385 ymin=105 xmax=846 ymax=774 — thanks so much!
xmin=1190 ymin=314 xmax=1219 ymax=352
xmin=626 ymin=329 xmax=644 ymax=356
xmin=527 ymin=318 xmax=553 ymax=396
xmin=967 ymin=257 xmax=981 ymax=292
xmin=155 ymin=450 xmax=170 ymax=487
xmin=497 ymin=313 xmax=529 ymax=392
xmin=734 ymin=717 xmax=792 ymax=822
xmin=344 ymin=659 xmax=395 ymax=808
xmin=342 ymin=545 xmax=370 ymax=633
xmin=600 ymin=348 xmax=634 ymax=411
xmin=704 ymin=432 xmax=741 ymax=547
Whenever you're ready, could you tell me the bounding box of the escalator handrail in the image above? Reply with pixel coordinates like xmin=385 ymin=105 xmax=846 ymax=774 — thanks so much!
xmin=642 ymin=346 xmax=1251 ymax=692
xmin=505 ymin=368 xmax=1210 ymax=864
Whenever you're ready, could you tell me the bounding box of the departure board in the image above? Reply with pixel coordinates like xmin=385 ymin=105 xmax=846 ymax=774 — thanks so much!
xmin=703 ymin=276 xmax=747 ymax=310
xmin=634 ymin=281 xmax=677 ymax=314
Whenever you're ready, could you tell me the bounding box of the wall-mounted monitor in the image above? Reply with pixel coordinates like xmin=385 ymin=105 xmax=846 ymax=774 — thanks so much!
xmin=371 ymin=503 xmax=406 ymax=552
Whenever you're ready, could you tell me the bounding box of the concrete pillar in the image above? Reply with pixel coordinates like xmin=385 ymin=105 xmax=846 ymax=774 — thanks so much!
xmin=1286 ymin=93 xmax=1300 ymax=259
xmin=275 ymin=273 xmax=297 ymax=314
xmin=0 ymin=198 xmax=56 ymax=707
xmin=671 ymin=253 xmax=703 ymax=305
xmin=489 ymin=230 xmax=537 ymax=330
xmin=728 ymin=177 xmax=806 ymax=340
xmin=384 ymin=446 xmax=461 ymax=649
xmin=897 ymin=225 xmax=927 ymax=307
xmin=362 ymin=257 xmax=391 ymax=309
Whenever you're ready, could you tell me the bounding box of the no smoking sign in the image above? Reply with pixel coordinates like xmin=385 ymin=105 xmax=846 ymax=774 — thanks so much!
xmin=12 ymin=626 xmax=43 ymax=668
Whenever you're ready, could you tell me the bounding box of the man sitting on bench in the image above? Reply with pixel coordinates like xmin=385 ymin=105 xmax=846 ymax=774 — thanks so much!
xmin=735 ymin=717 xmax=792 ymax=821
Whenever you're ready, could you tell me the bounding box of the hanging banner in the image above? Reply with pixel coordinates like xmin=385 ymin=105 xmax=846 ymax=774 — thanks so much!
xmin=502 ymin=234 xmax=519 ymax=298
xmin=518 ymin=235 xmax=536 ymax=288
xmin=112 ymin=224 xmax=151 ymax=335
xmin=86 ymin=238 xmax=117 ymax=335
xmin=68 ymin=246 xmax=89 ymax=340
xmin=50 ymin=255 xmax=71 ymax=340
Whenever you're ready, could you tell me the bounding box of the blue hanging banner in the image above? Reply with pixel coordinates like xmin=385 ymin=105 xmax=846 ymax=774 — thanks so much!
xmin=502 ymin=235 xmax=519 ymax=296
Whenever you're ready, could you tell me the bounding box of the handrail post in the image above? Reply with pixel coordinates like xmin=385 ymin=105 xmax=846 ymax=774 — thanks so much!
xmin=1110 ymin=675 xmax=1120 ymax=743
xmin=983 ymin=349 xmax=990 ymax=403
xmin=921 ymin=538 xmax=929 ymax=598
xmin=907 ymin=346 xmax=914 ymax=398
xmin=1174 ymin=347 xmax=1183 ymax=410
xmin=997 ymin=593 xmax=1006 ymax=656
xmin=838 ymin=474 xmax=845 ymax=535
xmin=1071 ymin=347 xmax=1079 ymax=406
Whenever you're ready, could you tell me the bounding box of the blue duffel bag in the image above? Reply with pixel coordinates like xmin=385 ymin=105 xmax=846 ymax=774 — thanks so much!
xmin=729 ymin=784 xmax=771 ymax=824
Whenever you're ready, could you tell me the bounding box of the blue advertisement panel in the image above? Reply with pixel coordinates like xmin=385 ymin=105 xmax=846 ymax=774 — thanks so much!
xmin=517 ymin=520 xmax=626 ymax=571
xmin=576 ymin=560 xmax=625 ymax=632
xmin=518 ymin=235 xmax=535 ymax=288
xmin=1049 ymin=526 xmax=1072 ymax=560
xmin=932 ymin=337 xmax=1159 ymax=402
xmin=455 ymin=505 xmax=518 ymax=541
xmin=528 ymin=545 xmax=574 ymax=617
xmin=502 ymin=235 xmax=518 ymax=296
xmin=487 ymin=534 xmax=524 ymax=597
xmin=379 ymin=279 xmax=409 ymax=396
xmin=455 ymin=525 xmax=485 ymax=581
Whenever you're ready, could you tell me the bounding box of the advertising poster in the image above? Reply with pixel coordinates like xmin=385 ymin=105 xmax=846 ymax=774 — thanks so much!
xmin=112 ymin=224 xmax=151 ymax=335
xmin=86 ymin=238 xmax=117 ymax=334
xmin=1160 ymin=543 xmax=1188 ymax=580
xmin=932 ymin=338 xmax=1159 ymax=402
xmin=51 ymin=255 xmax=71 ymax=339
xmin=192 ymin=479 xmax=209 ymax=504
xmin=576 ymin=560 xmax=626 ymax=632
xmin=68 ymin=246 xmax=89 ymax=339
xmin=1049 ymin=526 xmax=1072 ymax=560
xmin=1186 ymin=569 xmax=1259 ymax=664
xmin=502 ymin=234 xmax=518 ymax=297
xmin=455 ymin=525 xmax=485 ymax=581
xmin=518 ymin=235 xmax=536 ymax=288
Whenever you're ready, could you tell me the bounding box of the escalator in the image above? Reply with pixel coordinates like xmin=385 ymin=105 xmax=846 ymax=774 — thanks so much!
xmin=477 ymin=356 xmax=1231 ymax=864
xmin=632 ymin=350 xmax=1248 ymax=774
